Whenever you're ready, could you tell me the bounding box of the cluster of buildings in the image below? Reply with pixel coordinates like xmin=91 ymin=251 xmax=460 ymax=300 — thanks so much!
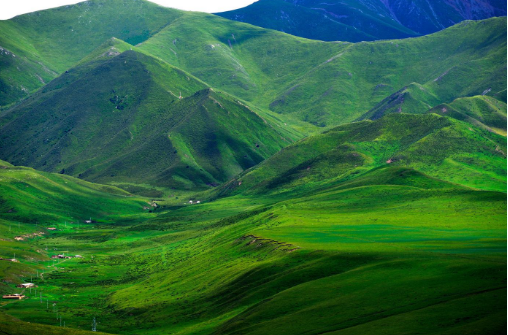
xmin=2 ymin=283 xmax=35 ymax=300
xmin=51 ymin=254 xmax=83 ymax=259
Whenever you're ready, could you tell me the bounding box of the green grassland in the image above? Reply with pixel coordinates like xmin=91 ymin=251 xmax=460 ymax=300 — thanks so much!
xmin=0 ymin=0 xmax=186 ymax=106
xmin=0 ymin=1 xmax=505 ymax=334
xmin=215 ymin=113 xmax=506 ymax=199
xmin=0 ymin=161 xmax=504 ymax=334
xmin=0 ymin=9 xmax=504 ymax=191
xmin=1 ymin=1 xmax=505 ymax=129
xmin=137 ymin=15 xmax=506 ymax=126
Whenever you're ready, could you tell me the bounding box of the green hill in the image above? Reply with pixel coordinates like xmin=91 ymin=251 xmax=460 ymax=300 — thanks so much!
xmin=2 ymin=163 xmax=504 ymax=334
xmin=358 ymin=91 xmax=507 ymax=136
xmin=0 ymin=2 xmax=505 ymax=335
xmin=0 ymin=48 xmax=297 ymax=189
xmin=264 ymin=18 xmax=507 ymax=126
xmin=137 ymin=16 xmax=506 ymax=126
xmin=0 ymin=0 xmax=186 ymax=107
xmin=215 ymin=113 xmax=506 ymax=197
xmin=0 ymin=158 xmax=149 ymax=296
xmin=357 ymin=83 xmax=441 ymax=120
xmin=428 ymin=95 xmax=507 ymax=135
xmin=2 ymin=1 xmax=504 ymax=130
xmin=0 ymin=159 xmax=146 ymax=230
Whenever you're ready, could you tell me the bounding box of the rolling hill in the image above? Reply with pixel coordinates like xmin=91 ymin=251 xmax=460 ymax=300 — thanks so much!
xmin=215 ymin=113 xmax=507 ymax=198
xmin=137 ymin=15 xmax=506 ymax=126
xmin=1 ymin=0 xmax=505 ymax=130
xmin=1 ymin=159 xmax=505 ymax=334
xmin=0 ymin=0 xmax=186 ymax=107
xmin=0 ymin=46 xmax=297 ymax=189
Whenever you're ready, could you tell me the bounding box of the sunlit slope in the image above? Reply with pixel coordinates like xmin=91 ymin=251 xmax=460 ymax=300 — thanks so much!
xmin=13 ymin=169 xmax=501 ymax=335
xmin=266 ymin=18 xmax=507 ymax=126
xmin=0 ymin=159 xmax=148 ymax=296
xmin=216 ymin=113 xmax=506 ymax=197
xmin=137 ymin=11 xmax=346 ymax=108
xmin=0 ymin=0 xmax=185 ymax=106
xmin=139 ymin=17 xmax=506 ymax=127
xmin=0 ymin=160 xmax=145 ymax=228
xmin=0 ymin=48 xmax=297 ymax=189
xmin=428 ymin=95 xmax=507 ymax=135
xmin=1 ymin=1 xmax=505 ymax=129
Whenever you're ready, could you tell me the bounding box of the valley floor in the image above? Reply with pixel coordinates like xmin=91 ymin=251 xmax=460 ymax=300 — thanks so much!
xmin=0 ymin=169 xmax=505 ymax=334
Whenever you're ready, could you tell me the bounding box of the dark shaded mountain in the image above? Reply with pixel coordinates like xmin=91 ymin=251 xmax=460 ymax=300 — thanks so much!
xmin=0 ymin=46 xmax=297 ymax=189
xmin=216 ymin=0 xmax=506 ymax=42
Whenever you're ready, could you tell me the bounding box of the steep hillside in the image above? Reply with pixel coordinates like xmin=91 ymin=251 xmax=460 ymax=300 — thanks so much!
xmin=0 ymin=48 xmax=297 ymax=189
xmin=1 ymin=2 xmax=505 ymax=129
xmin=358 ymin=83 xmax=442 ymax=120
xmin=383 ymin=0 xmax=506 ymax=34
xmin=215 ymin=113 xmax=506 ymax=197
xmin=216 ymin=0 xmax=506 ymax=41
xmin=139 ymin=16 xmax=506 ymax=126
xmin=428 ymin=95 xmax=507 ymax=135
xmin=0 ymin=0 xmax=186 ymax=106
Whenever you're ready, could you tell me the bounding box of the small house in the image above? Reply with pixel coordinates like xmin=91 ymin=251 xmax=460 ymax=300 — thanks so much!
xmin=14 ymin=236 xmax=24 ymax=241
xmin=0 ymin=258 xmax=19 ymax=262
xmin=17 ymin=283 xmax=35 ymax=288
xmin=47 ymin=227 xmax=57 ymax=231
xmin=3 ymin=294 xmax=25 ymax=300
xmin=74 ymin=255 xmax=84 ymax=258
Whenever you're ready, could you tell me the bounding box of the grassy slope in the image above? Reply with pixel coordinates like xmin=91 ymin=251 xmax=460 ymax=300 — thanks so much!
xmin=266 ymin=18 xmax=507 ymax=126
xmin=0 ymin=0 xmax=186 ymax=107
xmin=0 ymin=159 xmax=150 ymax=298
xmin=1 ymin=2 xmax=505 ymax=129
xmin=214 ymin=113 xmax=506 ymax=197
xmin=428 ymin=95 xmax=507 ymax=135
xmin=138 ymin=16 xmax=506 ymax=127
xmin=0 ymin=164 xmax=504 ymax=334
xmin=0 ymin=47 xmax=299 ymax=189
